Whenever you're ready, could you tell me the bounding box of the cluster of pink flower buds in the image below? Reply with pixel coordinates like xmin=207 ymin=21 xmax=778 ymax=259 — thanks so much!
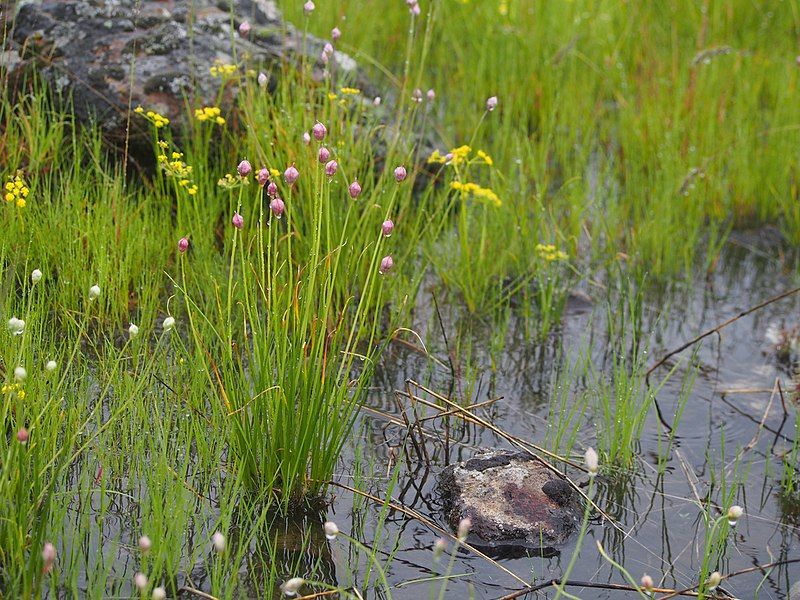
xmin=324 ymin=160 xmax=338 ymax=177
xmin=394 ymin=166 xmax=407 ymax=182
xmin=331 ymin=27 xmax=341 ymax=41
xmin=257 ymin=167 xmax=270 ymax=186
xmin=312 ymin=122 xmax=327 ymax=141
xmin=270 ymin=197 xmax=285 ymax=218
xmin=348 ymin=181 xmax=362 ymax=198
xmin=238 ymin=20 xmax=251 ymax=37
xmin=321 ymin=42 xmax=334 ymax=64
xmin=237 ymin=160 xmax=252 ymax=177
xmin=284 ymin=165 xmax=299 ymax=186
xmin=486 ymin=96 xmax=498 ymax=112
xmin=318 ymin=147 xmax=331 ymax=163
xmin=232 ymin=212 xmax=244 ymax=229
xmin=178 ymin=237 xmax=189 ymax=253
xmin=303 ymin=1 xmax=315 ymax=15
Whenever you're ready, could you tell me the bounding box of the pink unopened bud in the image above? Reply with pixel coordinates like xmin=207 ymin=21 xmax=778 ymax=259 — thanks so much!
xmin=320 ymin=50 xmax=329 ymax=65
xmin=238 ymin=20 xmax=251 ymax=37
xmin=178 ymin=237 xmax=189 ymax=253
xmin=237 ymin=160 xmax=252 ymax=177
xmin=394 ymin=166 xmax=407 ymax=182
xmin=284 ymin=165 xmax=299 ymax=186
xmin=379 ymin=255 xmax=394 ymax=274
xmin=325 ymin=160 xmax=338 ymax=177
xmin=232 ymin=212 xmax=244 ymax=229
xmin=312 ymin=121 xmax=327 ymax=141
xmin=331 ymin=27 xmax=341 ymax=41
xmin=486 ymin=96 xmax=498 ymax=112
xmin=348 ymin=180 xmax=362 ymax=199
xmin=318 ymin=146 xmax=331 ymax=163
xmin=17 ymin=427 xmax=29 ymax=444
xmin=138 ymin=536 xmax=152 ymax=552
xmin=412 ymin=88 xmax=423 ymax=103
xmin=373 ymin=96 xmax=381 ymax=106
xmin=267 ymin=181 xmax=278 ymax=197
xmin=258 ymin=72 xmax=268 ymax=87
xmin=411 ymin=2 xmax=420 ymax=16
xmin=257 ymin=167 xmax=269 ymax=186
xmin=427 ymin=89 xmax=435 ymax=101
xmin=381 ymin=219 xmax=394 ymax=237
xmin=303 ymin=131 xmax=311 ymax=145
xmin=303 ymin=0 xmax=315 ymax=15
xmin=42 ymin=542 xmax=56 ymax=573
xmin=270 ymin=197 xmax=285 ymax=218
xmin=323 ymin=42 xmax=334 ymax=57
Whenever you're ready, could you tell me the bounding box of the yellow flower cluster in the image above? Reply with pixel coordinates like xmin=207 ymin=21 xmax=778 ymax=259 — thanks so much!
xmin=4 ymin=173 xmax=29 ymax=208
xmin=156 ymin=143 xmax=198 ymax=195
xmin=340 ymin=87 xmax=361 ymax=96
xmin=210 ymin=62 xmax=237 ymax=77
xmin=450 ymin=181 xmax=502 ymax=207
xmin=1 ymin=382 xmax=25 ymax=399
xmin=535 ymin=243 xmax=568 ymax=262
xmin=217 ymin=173 xmax=251 ymax=189
xmin=428 ymin=145 xmax=493 ymax=167
xmin=194 ymin=106 xmax=226 ymax=125
xmin=134 ymin=106 xmax=170 ymax=128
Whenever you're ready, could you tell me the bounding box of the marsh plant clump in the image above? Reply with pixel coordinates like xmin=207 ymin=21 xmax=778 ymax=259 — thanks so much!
xmin=2 ymin=0 xmax=800 ymax=598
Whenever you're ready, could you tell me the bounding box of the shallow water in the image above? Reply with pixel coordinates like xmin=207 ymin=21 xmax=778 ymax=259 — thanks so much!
xmin=326 ymin=232 xmax=800 ymax=599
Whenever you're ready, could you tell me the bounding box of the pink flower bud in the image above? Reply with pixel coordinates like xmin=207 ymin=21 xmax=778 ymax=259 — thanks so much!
xmin=426 ymin=88 xmax=435 ymax=101
xmin=303 ymin=1 xmax=315 ymax=14
xmin=284 ymin=165 xmax=299 ymax=185
xmin=232 ymin=212 xmax=244 ymax=229
xmin=318 ymin=146 xmax=331 ymax=163
xmin=373 ymin=96 xmax=382 ymax=106
xmin=331 ymin=27 xmax=341 ymax=41
xmin=303 ymin=131 xmax=311 ymax=145
xmin=323 ymin=43 xmax=334 ymax=57
xmin=138 ymin=536 xmax=152 ymax=552
xmin=258 ymin=72 xmax=268 ymax=87
xmin=320 ymin=51 xmax=329 ymax=65
xmin=312 ymin=121 xmax=327 ymax=141
xmin=42 ymin=542 xmax=56 ymax=573
xmin=381 ymin=219 xmax=394 ymax=237
xmin=237 ymin=160 xmax=252 ymax=177
xmin=394 ymin=165 xmax=407 ymax=182
xmin=486 ymin=96 xmax=498 ymax=112
xmin=178 ymin=237 xmax=189 ymax=253
xmin=348 ymin=180 xmax=362 ymax=198
xmin=257 ymin=167 xmax=269 ymax=186
xmin=412 ymin=88 xmax=423 ymax=103
xmin=411 ymin=3 xmax=420 ymax=16
xmin=17 ymin=427 xmax=29 ymax=444
xmin=379 ymin=255 xmax=394 ymax=274
xmin=270 ymin=197 xmax=285 ymax=218
xmin=267 ymin=181 xmax=278 ymax=197
xmin=238 ymin=20 xmax=251 ymax=37
xmin=325 ymin=160 xmax=338 ymax=177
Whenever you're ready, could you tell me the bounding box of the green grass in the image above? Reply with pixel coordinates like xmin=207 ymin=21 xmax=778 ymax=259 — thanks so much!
xmin=2 ymin=0 xmax=800 ymax=597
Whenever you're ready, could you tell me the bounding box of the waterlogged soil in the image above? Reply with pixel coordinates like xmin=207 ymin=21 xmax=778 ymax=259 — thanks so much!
xmin=67 ymin=230 xmax=800 ymax=599
xmin=329 ymin=230 xmax=800 ymax=599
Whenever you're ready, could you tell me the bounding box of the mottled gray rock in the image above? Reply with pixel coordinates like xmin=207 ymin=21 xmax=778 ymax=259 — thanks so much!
xmin=439 ymin=450 xmax=580 ymax=555
xmin=791 ymin=581 xmax=800 ymax=600
xmin=5 ymin=0 xmax=368 ymax=168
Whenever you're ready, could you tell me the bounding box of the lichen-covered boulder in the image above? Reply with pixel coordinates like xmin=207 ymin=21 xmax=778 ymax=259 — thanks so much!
xmin=5 ymin=0 xmax=367 ymax=168
xmin=439 ymin=450 xmax=581 ymax=556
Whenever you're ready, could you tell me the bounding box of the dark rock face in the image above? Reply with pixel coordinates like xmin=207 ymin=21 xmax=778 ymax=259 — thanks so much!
xmin=5 ymin=0 xmax=364 ymax=167
xmin=439 ymin=450 xmax=581 ymax=556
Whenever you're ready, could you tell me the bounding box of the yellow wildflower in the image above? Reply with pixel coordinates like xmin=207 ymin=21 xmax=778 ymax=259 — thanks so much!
xmin=5 ymin=172 xmax=29 ymax=208
xmin=194 ymin=106 xmax=226 ymax=125
xmin=218 ymin=173 xmax=250 ymax=189
xmin=210 ymin=62 xmax=238 ymax=77
xmin=428 ymin=149 xmax=447 ymax=164
xmin=535 ymin=243 xmax=568 ymax=262
xmin=450 ymin=181 xmax=501 ymax=207
xmin=269 ymin=168 xmax=280 ymax=179
xmin=449 ymin=144 xmax=471 ymax=166
xmin=135 ymin=106 xmax=169 ymax=128
xmin=327 ymin=92 xmax=338 ymax=101
xmin=340 ymin=87 xmax=361 ymax=95
xmin=477 ymin=150 xmax=493 ymax=166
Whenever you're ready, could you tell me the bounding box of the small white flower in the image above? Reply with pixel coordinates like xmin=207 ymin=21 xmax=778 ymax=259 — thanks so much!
xmin=14 ymin=366 xmax=26 ymax=382
xmin=211 ymin=531 xmax=226 ymax=553
xmin=706 ymin=571 xmax=721 ymax=591
xmin=138 ymin=535 xmax=152 ymax=552
xmin=7 ymin=317 xmax=25 ymax=336
xmin=88 ymin=284 xmax=101 ymax=300
xmin=152 ymin=586 xmax=166 ymax=600
xmin=258 ymin=72 xmax=268 ymax=87
xmin=585 ymin=447 xmax=599 ymax=476
xmin=134 ymin=572 xmax=148 ymax=590
xmin=323 ymin=521 xmax=339 ymax=540
xmin=45 ymin=360 xmax=57 ymax=373
xmin=373 ymin=96 xmax=381 ymax=106
xmin=457 ymin=517 xmax=472 ymax=541
xmin=31 ymin=269 xmax=42 ymax=284
xmin=162 ymin=316 xmax=175 ymax=332
xmin=727 ymin=505 xmax=743 ymax=525
xmin=280 ymin=577 xmax=304 ymax=597
xmin=128 ymin=323 xmax=139 ymax=337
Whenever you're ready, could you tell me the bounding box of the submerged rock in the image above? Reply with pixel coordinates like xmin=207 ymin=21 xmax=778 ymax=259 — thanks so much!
xmin=5 ymin=0 xmax=367 ymax=168
xmin=439 ymin=450 xmax=580 ymax=556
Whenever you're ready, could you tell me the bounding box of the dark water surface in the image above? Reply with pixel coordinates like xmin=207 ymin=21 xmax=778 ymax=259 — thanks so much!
xmin=327 ymin=232 xmax=800 ymax=599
